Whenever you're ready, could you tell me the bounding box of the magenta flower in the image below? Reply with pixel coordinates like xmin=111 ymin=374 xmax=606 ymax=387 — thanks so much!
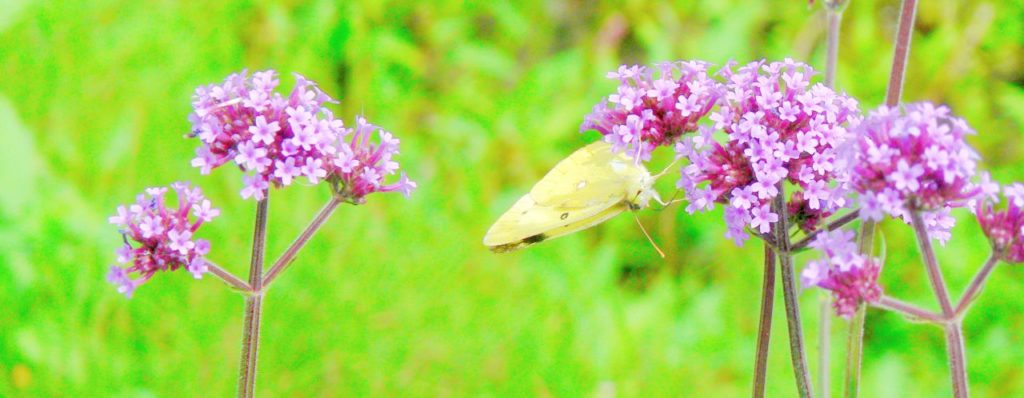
xmin=679 ymin=59 xmax=861 ymax=245
xmin=326 ymin=116 xmax=417 ymax=203
xmin=106 ymin=182 xmax=218 ymax=297
xmin=581 ymin=61 xmax=722 ymax=162
xmin=851 ymin=103 xmax=980 ymax=243
xmin=188 ymin=70 xmax=415 ymax=202
xmin=975 ymin=180 xmax=1024 ymax=263
xmin=801 ymin=230 xmax=883 ymax=318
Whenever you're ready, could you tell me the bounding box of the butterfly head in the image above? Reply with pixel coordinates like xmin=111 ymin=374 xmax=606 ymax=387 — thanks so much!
xmin=629 ymin=171 xmax=662 ymax=210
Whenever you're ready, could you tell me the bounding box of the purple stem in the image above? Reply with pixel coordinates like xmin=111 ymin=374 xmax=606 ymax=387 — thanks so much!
xmin=872 ymin=295 xmax=945 ymax=324
xmin=944 ymin=323 xmax=969 ymax=398
xmin=205 ymin=259 xmax=252 ymax=293
xmin=792 ymin=210 xmax=860 ymax=251
xmin=885 ymin=0 xmax=918 ymax=107
xmin=753 ymin=243 xmax=777 ymax=398
xmin=954 ymin=254 xmax=1000 ymax=316
xmin=773 ymin=187 xmax=815 ymax=398
xmin=262 ymin=197 xmax=343 ymax=288
xmin=908 ymin=210 xmax=955 ymax=316
xmin=238 ymin=197 xmax=269 ymax=398
xmin=909 ymin=210 xmax=968 ymax=396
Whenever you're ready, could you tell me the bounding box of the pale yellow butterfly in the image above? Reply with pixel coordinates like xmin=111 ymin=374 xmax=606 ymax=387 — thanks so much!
xmin=483 ymin=140 xmax=664 ymax=253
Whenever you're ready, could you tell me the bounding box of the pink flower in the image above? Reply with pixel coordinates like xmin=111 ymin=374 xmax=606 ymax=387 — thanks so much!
xmin=976 ymin=181 xmax=1024 ymax=263
xmin=679 ymin=59 xmax=860 ymax=245
xmin=582 ymin=61 xmax=722 ymax=162
xmin=188 ymin=70 xmax=415 ymax=202
xmin=106 ymin=182 xmax=217 ymax=297
xmin=801 ymin=230 xmax=883 ymax=318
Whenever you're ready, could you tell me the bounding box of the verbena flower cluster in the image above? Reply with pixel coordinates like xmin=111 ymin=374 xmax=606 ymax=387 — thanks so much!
xmin=581 ymin=61 xmax=720 ymax=162
xmin=851 ymin=102 xmax=980 ymax=243
xmin=975 ymin=179 xmax=1024 ymax=263
xmin=678 ymin=59 xmax=861 ymax=245
xmin=189 ymin=69 xmax=415 ymax=202
xmin=107 ymin=182 xmax=219 ymax=297
xmin=801 ymin=230 xmax=882 ymax=318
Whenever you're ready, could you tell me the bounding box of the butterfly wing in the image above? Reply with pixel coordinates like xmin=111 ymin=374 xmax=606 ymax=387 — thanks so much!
xmin=483 ymin=141 xmax=649 ymax=252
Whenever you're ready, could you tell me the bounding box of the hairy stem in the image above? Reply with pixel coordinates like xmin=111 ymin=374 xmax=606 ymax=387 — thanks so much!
xmin=238 ymin=197 xmax=269 ymax=398
xmin=845 ymin=1 xmax=920 ymax=394
xmin=872 ymin=295 xmax=945 ymax=324
xmin=753 ymin=243 xmax=777 ymax=398
xmin=908 ymin=210 xmax=955 ymax=316
xmin=205 ymin=260 xmax=252 ymax=293
xmin=885 ymin=0 xmax=919 ymax=107
xmin=944 ymin=323 xmax=969 ymax=398
xmin=908 ymin=209 xmax=970 ymax=396
xmin=263 ymin=197 xmax=343 ymax=288
xmin=792 ymin=210 xmax=860 ymax=251
xmin=954 ymin=254 xmax=1000 ymax=316
xmin=773 ymin=188 xmax=815 ymax=398
xmin=818 ymin=293 xmax=831 ymax=398
xmin=842 ymin=304 xmax=865 ymax=398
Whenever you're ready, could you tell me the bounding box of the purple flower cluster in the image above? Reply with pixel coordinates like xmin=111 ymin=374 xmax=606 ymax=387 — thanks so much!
xmin=189 ymin=70 xmax=415 ymax=202
xmin=678 ymin=59 xmax=861 ymax=245
xmin=975 ymin=178 xmax=1024 ymax=263
xmin=581 ymin=61 xmax=720 ymax=162
xmin=107 ymin=182 xmax=219 ymax=297
xmin=801 ymin=230 xmax=883 ymax=318
xmin=852 ymin=103 xmax=980 ymax=243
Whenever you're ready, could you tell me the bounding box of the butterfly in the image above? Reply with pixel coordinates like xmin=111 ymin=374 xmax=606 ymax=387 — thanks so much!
xmin=484 ymin=140 xmax=668 ymax=253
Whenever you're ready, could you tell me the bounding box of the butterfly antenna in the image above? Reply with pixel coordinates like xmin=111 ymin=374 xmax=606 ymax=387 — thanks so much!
xmin=632 ymin=212 xmax=666 ymax=258
xmin=652 ymin=189 xmax=687 ymax=210
xmin=652 ymin=157 xmax=681 ymax=180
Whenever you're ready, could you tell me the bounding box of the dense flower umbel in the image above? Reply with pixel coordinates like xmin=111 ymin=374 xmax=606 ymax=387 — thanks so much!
xmin=852 ymin=102 xmax=980 ymax=243
xmin=581 ymin=61 xmax=721 ymax=162
xmin=107 ymin=182 xmax=219 ymax=297
xmin=801 ymin=230 xmax=883 ymax=318
xmin=678 ymin=59 xmax=861 ymax=245
xmin=189 ymin=70 xmax=415 ymax=202
xmin=975 ymin=179 xmax=1024 ymax=263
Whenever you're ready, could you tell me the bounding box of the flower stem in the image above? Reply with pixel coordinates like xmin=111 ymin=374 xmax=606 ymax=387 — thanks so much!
xmin=885 ymin=0 xmax=919 ymax=107
xmin=908 ymin=210 xmax=969 ymax=396
xmin=818 ymin=293 xmax=831 ymax=398
xmin=954 ymin=254 xmax=1000 ymax=316
xmin=205 ymin=259 xmax=252 ymax=293
xmin=773 ymin=188 xmax=815 ymax=398
xmin=753 ymin=243 xmax=777 ymax=398
xmin=238 ymin=197 xmax=269 ymax=398
xmin=872 ymin=295 xmax=945 ymax=324
xmin=944 ymin=323 xmax=969 ymax=398
xmin=262 ymin=197 xmax=343 ymax=288
xmin=908 ymin=210 xmax=955 ymax=316
xmin=823 ymin=6 xmax=844 ymax=89
xmin=842 ymin=304 xmax=865 ymax=398
xmin=792 ymin=210 xmax=860 ymax=251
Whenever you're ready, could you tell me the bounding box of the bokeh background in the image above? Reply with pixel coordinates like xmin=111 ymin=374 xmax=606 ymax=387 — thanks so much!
xmin=1 ymin=0 xmax=1022 ymax=396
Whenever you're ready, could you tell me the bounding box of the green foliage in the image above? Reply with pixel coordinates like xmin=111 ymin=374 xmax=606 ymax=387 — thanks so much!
xmin=0 ymin=0 xmax=1022 ymax=396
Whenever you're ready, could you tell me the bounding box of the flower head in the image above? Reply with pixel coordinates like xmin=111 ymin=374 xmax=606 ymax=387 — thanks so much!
xmin=188 ymin=70 xmax=415 ymax=202
xmin=680 ymin=59 xmax=861 ymax=245
xmin=106 ymin=182 xmax=217 ymax=297
xmin=801 ymin=230 xmax=883 ymax=318
xmin=850 ymin=102 xmax=981 ymax=245
xmin=582 ymin=61 xmax=722 ymax=162
xmin=975 ymin=180 xmax=1024 ymax=263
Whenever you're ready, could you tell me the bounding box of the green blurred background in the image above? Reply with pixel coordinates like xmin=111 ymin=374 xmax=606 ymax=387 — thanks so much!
xmin=1 ymin=0 xmax=1022 ymax=396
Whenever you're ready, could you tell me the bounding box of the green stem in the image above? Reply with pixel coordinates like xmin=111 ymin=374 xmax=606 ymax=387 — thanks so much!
xmin=842 ymin=304 xmax=866 ymax=398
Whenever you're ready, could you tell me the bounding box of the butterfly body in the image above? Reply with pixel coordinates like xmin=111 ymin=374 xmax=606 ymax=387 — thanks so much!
xmin=484 ymin=141 xmax=658 ymax=253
